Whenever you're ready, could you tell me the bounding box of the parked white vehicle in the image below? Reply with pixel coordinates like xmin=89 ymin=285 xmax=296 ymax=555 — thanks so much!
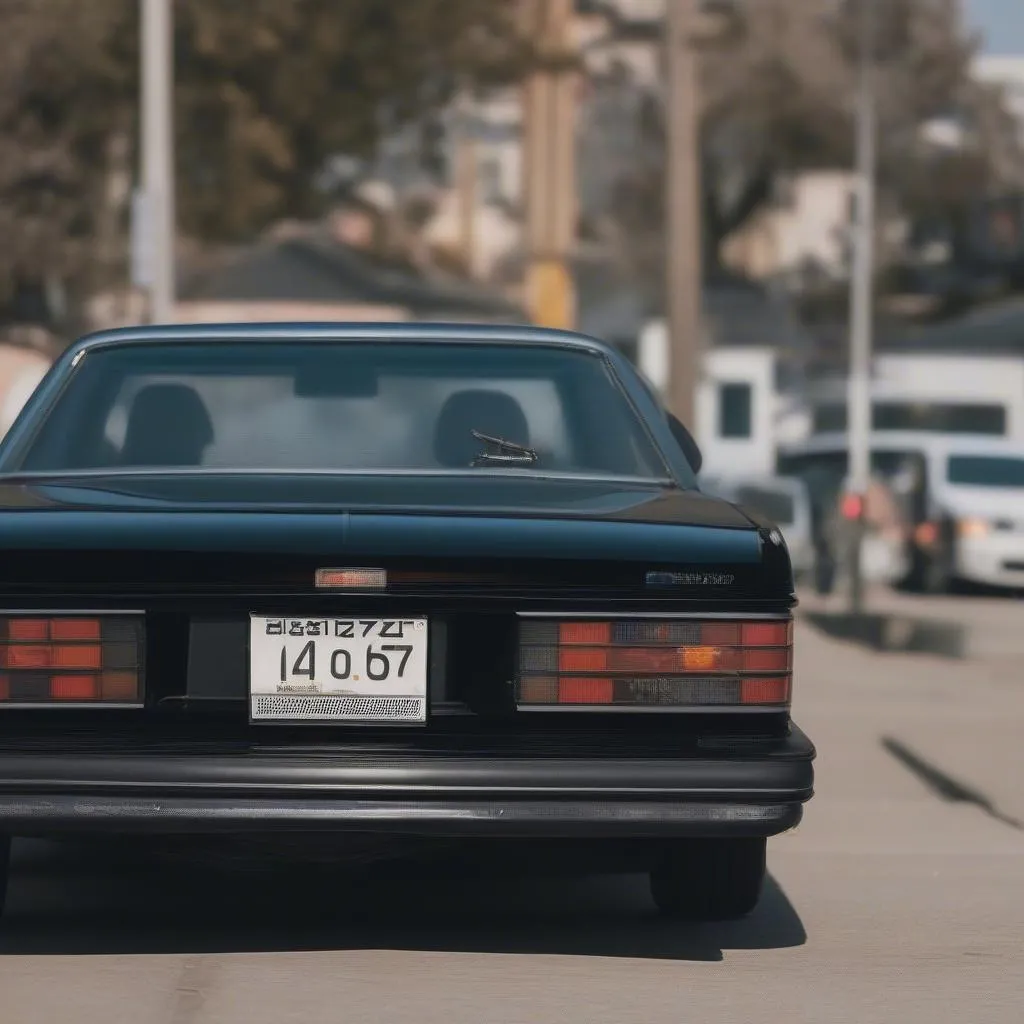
xmin=926 ymin=437 xmax=1024 ymax=591
xmin=700 ymin=474 xmax=816 ymax=580
xmin=778 ymin=432 xmax=1024 ymax=592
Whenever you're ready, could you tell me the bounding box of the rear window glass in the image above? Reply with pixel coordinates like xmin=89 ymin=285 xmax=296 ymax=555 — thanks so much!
xmin=10 ymin=341 xmax=670 ymax=481
xmin=946 ymin=455 xmax=1024 ymax=488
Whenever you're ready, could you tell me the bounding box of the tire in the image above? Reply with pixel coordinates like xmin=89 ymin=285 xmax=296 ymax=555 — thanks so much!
xmin=922 ymin=545 xmax=955 ymax=595
xmin=650 ymin=838 xmax=766 ymax=921
xmin=0 ymin=835 xmax=9 ymax=921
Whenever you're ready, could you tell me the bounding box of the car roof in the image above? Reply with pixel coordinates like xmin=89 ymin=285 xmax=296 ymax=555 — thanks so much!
xmin=64 ymin=321 xmax=620 ymax=360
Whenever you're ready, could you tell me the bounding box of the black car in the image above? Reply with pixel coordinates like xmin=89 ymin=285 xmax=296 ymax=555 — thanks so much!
xmin=0 ymin=323 xmax=814 ymax=921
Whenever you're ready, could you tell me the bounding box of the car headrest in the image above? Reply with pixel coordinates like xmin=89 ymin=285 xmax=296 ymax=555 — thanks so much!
xmin=434 ymin=388 xmax=530 ymax=467
xmin=120 ymin=383 xmax=215 ymax=467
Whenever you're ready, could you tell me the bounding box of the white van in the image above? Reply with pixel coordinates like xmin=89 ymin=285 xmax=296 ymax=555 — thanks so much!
xmin=778 ymin=432 xmax=1024 ymax=592
xmin=926 ymin=437 xmax=1024 ymax=590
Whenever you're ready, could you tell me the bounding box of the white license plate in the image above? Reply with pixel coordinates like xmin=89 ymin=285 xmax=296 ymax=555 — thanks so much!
xmin=249 ymin=615 xmax=428 ymax=723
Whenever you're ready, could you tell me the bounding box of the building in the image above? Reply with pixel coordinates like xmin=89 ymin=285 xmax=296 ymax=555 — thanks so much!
xmin=973 ymin=55 xmax=1024 ymax=148
xmin=802 ymin=299 xmax=1024 ymax=451
xmin=721 ymin=172 xmax=859 ymax=288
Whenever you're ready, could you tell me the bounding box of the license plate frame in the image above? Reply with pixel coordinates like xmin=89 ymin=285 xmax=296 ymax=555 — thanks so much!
xmin=248 ymin=614 xmax=429 ymax=724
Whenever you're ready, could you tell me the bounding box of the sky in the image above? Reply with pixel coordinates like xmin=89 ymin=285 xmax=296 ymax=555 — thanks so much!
xmin=965 ymin=0 xmax=1024 ymax=56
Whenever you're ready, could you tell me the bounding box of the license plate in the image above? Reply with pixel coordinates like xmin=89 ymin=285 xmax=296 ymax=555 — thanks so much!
xmin=249 ymin=616 xmax=428 ymax=723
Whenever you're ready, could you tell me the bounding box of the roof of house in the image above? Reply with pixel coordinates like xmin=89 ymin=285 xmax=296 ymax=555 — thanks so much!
xmin=879 ymin=298 xmax=1024 ymax=356
xmin=179 ymin=231 xmax=525 ymax=321
xmin=575 ymin=261 xmax=812 ymax=356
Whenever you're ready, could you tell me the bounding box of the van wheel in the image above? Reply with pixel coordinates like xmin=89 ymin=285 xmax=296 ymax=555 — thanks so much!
xmin=650 ymin=838 xmax=766 ymax=921
xmin=923 ymin=548 xmax=955 ymax=594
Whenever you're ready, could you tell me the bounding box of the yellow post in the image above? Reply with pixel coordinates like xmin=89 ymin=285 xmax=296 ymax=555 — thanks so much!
xmin=521 ymin=0 xmax=577 ymax=329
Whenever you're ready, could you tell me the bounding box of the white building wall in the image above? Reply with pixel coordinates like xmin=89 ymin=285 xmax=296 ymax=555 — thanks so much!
xmin=695 ymin=347 xmax=778 ymax=478
xmin=723 ymin=171 xmax=858 ymax=282
xmin=638 ymin=321 xmax=785 ymax=479
xmin=808 ymin=353 xmax=1024 ymax=442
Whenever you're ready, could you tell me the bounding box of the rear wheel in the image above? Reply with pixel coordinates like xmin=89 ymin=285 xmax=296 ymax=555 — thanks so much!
xmin=922 ymin=545 xmax=956 ymax=594
xmin=650 ymin=838 xmax=766 ymax=921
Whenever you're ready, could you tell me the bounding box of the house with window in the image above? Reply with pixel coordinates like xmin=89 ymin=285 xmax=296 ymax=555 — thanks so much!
xmin=635 ymin=276 xmax=814 ymax=480
xmin=804 ymin=300 xmax=1024 ymax=445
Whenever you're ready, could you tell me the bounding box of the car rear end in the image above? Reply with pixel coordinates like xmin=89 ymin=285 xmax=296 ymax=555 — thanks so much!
xmin=0 ymin=324 xmax=813 ymax=919
xmin=0 ymin=504 xmax=812 ymax=919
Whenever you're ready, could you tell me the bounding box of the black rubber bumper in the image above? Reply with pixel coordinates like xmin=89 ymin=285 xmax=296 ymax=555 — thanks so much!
xmin=0 ymin=725 xmax=814 ymax=839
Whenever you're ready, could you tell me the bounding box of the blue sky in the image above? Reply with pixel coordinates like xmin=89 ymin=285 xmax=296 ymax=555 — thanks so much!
xmin=966 ymin=0 xmax=1024 ymax=55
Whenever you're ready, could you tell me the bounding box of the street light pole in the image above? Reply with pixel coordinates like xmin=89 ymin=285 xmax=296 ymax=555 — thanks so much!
xmin=140 ymin=0 xmax=176 ymax=324
xmin=846 ymin=0 xmax=876 ymax=614
xmin=665 ymin=0 xmax=702 ymax=430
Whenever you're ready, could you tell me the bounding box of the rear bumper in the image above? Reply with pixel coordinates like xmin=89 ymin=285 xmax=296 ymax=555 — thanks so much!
xmin=956 ymin=537 xmax=1024 ymax=588
xmin=0 ymin=725 xmax=815 ymax=839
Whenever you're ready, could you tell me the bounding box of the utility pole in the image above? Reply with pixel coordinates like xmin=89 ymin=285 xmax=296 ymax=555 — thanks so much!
xmin=454 ymin=98 xmax=478 ymax=277
xmin=140 ymin=0 xmax=176 ymax=324
xmin=521 ymin=0 xmax=577 ymax=329
xmin=846 ymin=0 xmax=876 ymax=614
xmin=664 ymin=0 xmax=702 ymax=430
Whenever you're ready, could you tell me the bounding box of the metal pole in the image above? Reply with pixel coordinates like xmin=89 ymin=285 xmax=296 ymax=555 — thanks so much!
xmin=665 ymin=0 xmax=702 ymax=430
xmin=140 ymin=0 xmax=176 ymax=324
xmin=846 ymin=0 xmax=876 ymax=614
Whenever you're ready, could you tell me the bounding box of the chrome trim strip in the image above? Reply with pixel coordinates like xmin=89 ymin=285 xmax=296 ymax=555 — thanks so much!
xmin=0 ymin=609 xmax=146 ymax=615
xmin=515 ymin=611 xmax=792 ymax=620
xmin=515 ymin=704 xmax=789 ymax=714
xmin=0 ymin=703 xmax=144 ymax=711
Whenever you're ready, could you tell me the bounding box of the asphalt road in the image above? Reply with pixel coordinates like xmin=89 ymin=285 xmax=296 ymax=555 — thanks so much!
xmin=2 ymin=595 xmax=1023 ymax=1023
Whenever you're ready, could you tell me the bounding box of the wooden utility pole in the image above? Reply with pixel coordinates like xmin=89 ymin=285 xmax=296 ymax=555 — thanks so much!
xmin=521 ymin=0 xmax=577 ymax=329
xmin=664 ymin=0 xmax=702 ymax=428
xmin=455 ymin=121 xmax=478 ymax=276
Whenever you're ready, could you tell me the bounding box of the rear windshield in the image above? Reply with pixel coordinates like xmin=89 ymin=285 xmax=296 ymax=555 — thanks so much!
xmin=733 ymin=485 xmax=796 ymax=525
xmin=8 ymin=341 xmax=670 ymax=481
xmin=946 ymin=454 xmax=1024 ymax=488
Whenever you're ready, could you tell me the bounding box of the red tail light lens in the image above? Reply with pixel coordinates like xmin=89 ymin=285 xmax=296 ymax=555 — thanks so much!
xmin=518 ymin=617 xmax=793 ymax=710
xmin=0 ymin=615 xmax=144 ymax=705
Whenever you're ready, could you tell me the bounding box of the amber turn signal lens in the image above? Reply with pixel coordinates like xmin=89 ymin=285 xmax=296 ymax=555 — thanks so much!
xmin=518 ymin=616 xmax=793 ymax=709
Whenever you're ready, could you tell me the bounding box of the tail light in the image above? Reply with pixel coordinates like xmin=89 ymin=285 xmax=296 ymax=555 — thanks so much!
xmin=517 ymin=616 xmax=792 ymax=710
xmin=0 ymin=614 xmax=144 ymax=706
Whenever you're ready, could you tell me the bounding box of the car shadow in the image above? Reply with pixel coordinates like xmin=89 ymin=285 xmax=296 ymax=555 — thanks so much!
xmin=0 ymin=838 xmax=807 ymax=962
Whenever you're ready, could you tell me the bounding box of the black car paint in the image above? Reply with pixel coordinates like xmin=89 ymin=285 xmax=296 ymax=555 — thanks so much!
xmin=0 ymin=323 xmax=812 ymax=843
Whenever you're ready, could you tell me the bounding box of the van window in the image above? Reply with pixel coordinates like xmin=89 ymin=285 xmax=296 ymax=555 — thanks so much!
xmin=947 ymin=455 xmax=1024 ymax=488
xmin=812 ymin=401 xmax=1007 ymax=435
xmin=777 ymin=447 xmax=928 ymax=522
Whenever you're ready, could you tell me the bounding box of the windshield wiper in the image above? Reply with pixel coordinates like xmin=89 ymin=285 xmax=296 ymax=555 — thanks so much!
xmin=470 ymin=429 xmax=539 ymax=467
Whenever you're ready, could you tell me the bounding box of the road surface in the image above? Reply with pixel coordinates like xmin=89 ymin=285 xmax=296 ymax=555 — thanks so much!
xmin=1 ymin=594 xmax=1022 ymax=1023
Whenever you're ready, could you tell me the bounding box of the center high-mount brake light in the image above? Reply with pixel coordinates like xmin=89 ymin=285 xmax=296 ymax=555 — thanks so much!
xmin=0 ymin=614 xmax=144 ymax=706
xmin=517 ymin=617 xmax=793 ymax=710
